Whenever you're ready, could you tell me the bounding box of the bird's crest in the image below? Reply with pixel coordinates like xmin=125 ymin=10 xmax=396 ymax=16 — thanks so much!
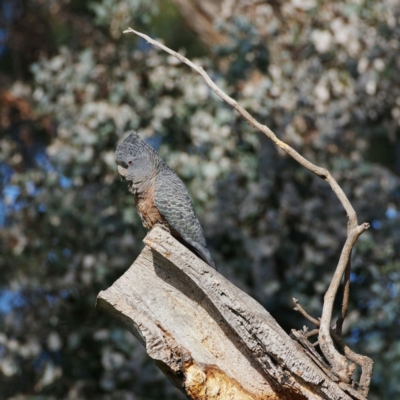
xmin=122 ymin=131 xmax=140 ymax=145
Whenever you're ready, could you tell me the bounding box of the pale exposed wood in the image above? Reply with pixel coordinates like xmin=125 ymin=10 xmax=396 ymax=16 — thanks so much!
xmin=97 ymin=227 xmax=355 ymax=400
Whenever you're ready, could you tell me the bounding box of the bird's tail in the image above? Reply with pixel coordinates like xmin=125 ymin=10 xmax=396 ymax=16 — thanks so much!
xmin=193 ymin=244 xmax=216 ymax=270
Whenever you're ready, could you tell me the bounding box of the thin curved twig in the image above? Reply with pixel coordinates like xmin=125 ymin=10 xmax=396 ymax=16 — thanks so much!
xmin=123 ymin=27 xmax=370 ymax=387
xmin=293 ymin=297 xmax=319 ymax=326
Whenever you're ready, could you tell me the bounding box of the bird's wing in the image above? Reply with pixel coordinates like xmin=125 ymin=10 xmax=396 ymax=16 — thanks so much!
xmin=154 ymin=170 xmax=215 ymax=269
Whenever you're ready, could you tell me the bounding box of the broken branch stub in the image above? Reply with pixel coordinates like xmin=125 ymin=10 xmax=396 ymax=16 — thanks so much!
xmin=97 ymin=226 xmax=355 ymax=400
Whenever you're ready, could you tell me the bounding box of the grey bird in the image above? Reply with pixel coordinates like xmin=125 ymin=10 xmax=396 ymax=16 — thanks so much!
xmin=115 ymin=131 xmax=216 ymax=269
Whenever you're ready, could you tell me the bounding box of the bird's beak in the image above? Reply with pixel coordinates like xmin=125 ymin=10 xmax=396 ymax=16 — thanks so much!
xmin=117 ymin=165 xmax=127 ymax=177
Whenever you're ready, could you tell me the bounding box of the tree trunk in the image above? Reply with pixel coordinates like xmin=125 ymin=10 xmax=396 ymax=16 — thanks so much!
xmin=97 ymin=226 xmax=354 ymax=399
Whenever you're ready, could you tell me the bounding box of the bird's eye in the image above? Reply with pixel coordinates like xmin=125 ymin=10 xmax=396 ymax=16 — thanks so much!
xmin=128 ymin=160 xmax=133 ymax=165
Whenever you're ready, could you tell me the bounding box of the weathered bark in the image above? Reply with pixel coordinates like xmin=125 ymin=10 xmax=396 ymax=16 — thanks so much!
xmin=97 ymin=226 xmax=355 ymax=400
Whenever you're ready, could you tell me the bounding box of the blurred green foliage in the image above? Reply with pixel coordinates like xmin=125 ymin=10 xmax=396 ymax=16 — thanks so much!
xmin=1 ymin=0 xmax=400 ymax=399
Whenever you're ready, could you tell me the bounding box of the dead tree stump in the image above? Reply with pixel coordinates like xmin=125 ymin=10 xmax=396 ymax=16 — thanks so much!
xmin=96 ymin=226 xmax=355 ymax=399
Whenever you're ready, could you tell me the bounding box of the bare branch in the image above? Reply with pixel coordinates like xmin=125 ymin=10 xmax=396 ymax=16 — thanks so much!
xmin=123 ymin=27 xmax=371 ymax=388
xmin=336 ymin=257 xmax=352 ymax=337
xmin=318 ymin=224 xmax=369 ymax=383
xmin=122 ymin=29 xmax=356 ymax=218
xmin=293 ymin=298 xmax=320 ymax=326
